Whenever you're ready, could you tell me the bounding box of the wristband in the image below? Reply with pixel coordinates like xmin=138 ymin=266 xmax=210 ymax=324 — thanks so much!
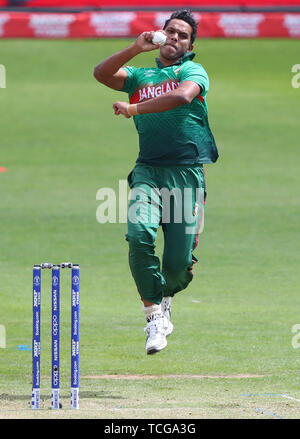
xmin=127 ymin=104 xmax=139 ymax=117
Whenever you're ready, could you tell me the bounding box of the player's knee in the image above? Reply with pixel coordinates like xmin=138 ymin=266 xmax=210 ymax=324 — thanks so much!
xmin=126 ymin=231 xmax=155 ymax=251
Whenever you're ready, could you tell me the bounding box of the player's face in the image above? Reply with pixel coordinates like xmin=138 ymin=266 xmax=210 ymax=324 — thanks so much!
xmin=160 ymin=19 xmax=193 ymax=62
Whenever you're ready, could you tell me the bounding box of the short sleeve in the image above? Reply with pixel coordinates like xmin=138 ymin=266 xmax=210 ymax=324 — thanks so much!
xmin=120 ymin=65 xmax=138 ymax=94
xmin=179 ymin=62 xmax=210 ymax=97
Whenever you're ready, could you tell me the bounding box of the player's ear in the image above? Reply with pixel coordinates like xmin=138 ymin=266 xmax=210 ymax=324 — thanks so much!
xmin=188 ymin=43 xmax=194 ymax=51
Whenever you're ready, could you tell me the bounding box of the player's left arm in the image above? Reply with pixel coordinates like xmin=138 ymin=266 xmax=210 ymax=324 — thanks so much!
xmin=113 ymin=80 xmax=200 ymax=118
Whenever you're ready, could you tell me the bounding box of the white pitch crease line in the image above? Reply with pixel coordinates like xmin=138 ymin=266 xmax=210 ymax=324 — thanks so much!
xmin=280 ymin=394 xmax=300 ymax=403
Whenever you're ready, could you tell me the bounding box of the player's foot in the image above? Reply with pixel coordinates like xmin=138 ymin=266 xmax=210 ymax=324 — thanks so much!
xmin=161 ymin=296 xmax=173 ymax=336
xmin=144 ymin=313 xmax=167 ymax=355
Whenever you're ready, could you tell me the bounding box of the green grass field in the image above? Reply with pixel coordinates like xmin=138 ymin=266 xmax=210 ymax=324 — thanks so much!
xmin=0 ymin=37 xmax=300 ymax=419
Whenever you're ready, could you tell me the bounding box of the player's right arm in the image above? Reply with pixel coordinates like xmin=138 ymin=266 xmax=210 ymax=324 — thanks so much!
xmin=93 ymin=32 xmax=160 ymax=91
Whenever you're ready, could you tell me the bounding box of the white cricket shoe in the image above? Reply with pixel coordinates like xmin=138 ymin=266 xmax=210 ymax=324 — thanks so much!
xmin=161 ymin=297 xmax=174 ymax=336
xmin=144 ymin=313 xmax=167 ymax=355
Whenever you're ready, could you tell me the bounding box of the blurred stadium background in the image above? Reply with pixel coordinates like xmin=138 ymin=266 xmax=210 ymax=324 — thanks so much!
xmin=0 ymin=0 xmax=300 ymax=39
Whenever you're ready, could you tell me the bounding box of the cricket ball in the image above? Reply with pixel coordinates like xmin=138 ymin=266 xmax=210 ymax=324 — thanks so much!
xmin=152 ymin=31 xmax=167 ymax=46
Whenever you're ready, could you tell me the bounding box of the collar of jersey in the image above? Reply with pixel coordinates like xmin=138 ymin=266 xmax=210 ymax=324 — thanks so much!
xmin=155 ymin=52 xmax=195 ymax=69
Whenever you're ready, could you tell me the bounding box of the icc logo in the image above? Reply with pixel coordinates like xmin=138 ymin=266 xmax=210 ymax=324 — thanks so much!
xmin=72 ymin=275 xmax=79 ymax=286
xmin=33 ymin=276 xmax=40 ymax=287
xmin=52 ymin=276 xmax=59 ymax=287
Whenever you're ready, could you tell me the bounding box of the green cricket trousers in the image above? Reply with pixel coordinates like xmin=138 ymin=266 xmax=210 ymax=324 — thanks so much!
xmin=126 ymin=163 xmax=206 ymax=305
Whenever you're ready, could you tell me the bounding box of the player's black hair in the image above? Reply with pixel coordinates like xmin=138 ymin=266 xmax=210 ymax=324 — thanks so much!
xmin=163 ymin=9 xmax=198 ymax=45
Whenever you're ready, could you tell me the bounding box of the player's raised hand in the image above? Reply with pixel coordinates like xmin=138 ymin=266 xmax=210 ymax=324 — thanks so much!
xmin=134 ymin=31 xmax=160 ymax=52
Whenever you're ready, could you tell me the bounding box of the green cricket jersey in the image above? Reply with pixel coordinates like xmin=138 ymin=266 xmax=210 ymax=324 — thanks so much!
xmin=121 ymin=52 xmax=219 ymax=166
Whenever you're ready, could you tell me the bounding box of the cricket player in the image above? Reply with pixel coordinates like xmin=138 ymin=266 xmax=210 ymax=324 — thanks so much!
xmin=94 ymin=9 xmax=219 ymax=355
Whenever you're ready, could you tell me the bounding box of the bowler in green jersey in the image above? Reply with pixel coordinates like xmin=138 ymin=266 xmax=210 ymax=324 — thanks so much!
xmin=94 ymin=9 xmax=218 ymax=355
